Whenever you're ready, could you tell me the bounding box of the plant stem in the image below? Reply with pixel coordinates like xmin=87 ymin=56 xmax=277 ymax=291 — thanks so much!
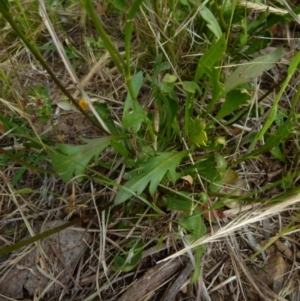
xmin=184 ymin=93 xmax=194 ymax=138
xmin=0 ymin=147 xmax=54 ymax=174
xmin=84 ymin=0 xmax=126 ymax=75
xmin=0 ymin=2 xmax=105 ymax=133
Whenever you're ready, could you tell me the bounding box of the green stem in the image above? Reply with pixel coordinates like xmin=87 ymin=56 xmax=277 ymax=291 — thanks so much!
xmin=124 ymin=0 xmax=145 ymax=108
xmin=84 ymin=0 xmax=126 ymax=75
xmin=290 ymin=82 xmax=300 ymax=119
xmin=184 ymin=93 xmax=194 ymax=138
xmin=0 ymin=200 xmax=114 ymax=256
xmin=85 ymin=0 xmax=145 ymax=109
xmin=214 ymin=2 xmax=228 ymax=33
xmin=0 ymin=3 xmax=105 ymax=133
xmin=0 ymin=147 xmax=54 ymax=174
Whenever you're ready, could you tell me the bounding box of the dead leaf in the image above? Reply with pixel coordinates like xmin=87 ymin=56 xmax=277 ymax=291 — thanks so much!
xmin=275 ymin=240 xmax=293 ymax=259
xmin=181 ymin=175 xmax=193 ymax=185
xmin=0 ymin=220 xmax=91 ymax=299
xmin=198 ymin=203 xmax=226 ymax=221
xmin=56 ymin=100 xmax=77 ymax=111
xmin=250 ymin=254 xmax=287 ymax=294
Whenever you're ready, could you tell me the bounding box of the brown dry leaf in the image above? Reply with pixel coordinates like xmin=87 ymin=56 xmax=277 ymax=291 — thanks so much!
xmin=0 ymin=220 xmax=91 ymax=299
xmin=96 ymin=2 xmax=107 ymax=16
xmin=250 ymin=254 xmax=288 ymax=294
xmin=198 ymin=203 xmax=226 ymax=221
xmin=221 ymin=172 xmax=247 ymax=209
xmin=275 ymin=240 xmax=293 ymax=259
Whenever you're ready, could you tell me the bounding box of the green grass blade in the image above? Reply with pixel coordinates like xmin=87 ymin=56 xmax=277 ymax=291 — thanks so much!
xmin=0 ymin=201 xmax=113 ymax=256
xmin=236 ymin=119 xmax=295 ymax=164
xmin=83 ymin=0 xmax=125 ymax=75
xmin=249 ymin=50 xmax=300 ymax=149
xmin=124 ymin=0 xmax=145 ymax=77
xmin=224 ymin=48 xmax=282 ymax=94
xmin=194 ymin=35 xmax=226 ymax=82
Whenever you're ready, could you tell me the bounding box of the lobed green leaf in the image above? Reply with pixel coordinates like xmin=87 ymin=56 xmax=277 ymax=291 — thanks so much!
xmin=115 ymin=151 xmax=188 ymax=204
xmin=49 ymin=136 xmax=123 ymax=182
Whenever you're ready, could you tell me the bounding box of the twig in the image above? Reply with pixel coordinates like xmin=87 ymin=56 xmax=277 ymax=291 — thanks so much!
xmin=161 ymin=262 xmax=193 ymax=301
xmin=116 ymin=258 xmax=187 ymax=301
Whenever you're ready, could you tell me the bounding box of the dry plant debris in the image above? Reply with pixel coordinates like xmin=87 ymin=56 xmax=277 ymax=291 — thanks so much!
xmin=250 ymin=253 xmax=288 ymax=294
xmin=116 ymin=258 xmax=188 ymax=301
xmin=0 ymin=220 xmax=91 ymax=300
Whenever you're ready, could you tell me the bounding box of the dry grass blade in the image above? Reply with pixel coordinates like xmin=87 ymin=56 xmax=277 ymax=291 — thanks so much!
xmin=38 ymin=0 xmax=110 ymax=133
xmin=280 ymin=0 xmax=300 ymax=25
xmin=159 ymin=193 xmax=300 ymax=262
xmin=238 ymin=0 xmax=300 ymax=17
xmin=140 ymin=5 xmax=179 ymax=80
xmin=72 ymin=51 xmax=110 ymax=100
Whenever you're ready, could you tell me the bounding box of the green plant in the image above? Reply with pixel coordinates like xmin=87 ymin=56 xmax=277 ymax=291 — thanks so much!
xmin=27 ymin=85 xmax=52 ymax=122
xmin=1 ymin=0 xmax=300 ymax=298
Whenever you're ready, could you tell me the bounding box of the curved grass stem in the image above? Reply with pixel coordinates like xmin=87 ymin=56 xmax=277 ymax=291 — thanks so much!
xmin=0 ymin=2 xmax=105 ymax=133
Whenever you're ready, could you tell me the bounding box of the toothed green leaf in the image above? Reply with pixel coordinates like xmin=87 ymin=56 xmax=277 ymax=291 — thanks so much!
xmin=49 ymin=136 xmax=122 ymax=182
xmin=115 ymin=151 xmax=188 ymax=204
